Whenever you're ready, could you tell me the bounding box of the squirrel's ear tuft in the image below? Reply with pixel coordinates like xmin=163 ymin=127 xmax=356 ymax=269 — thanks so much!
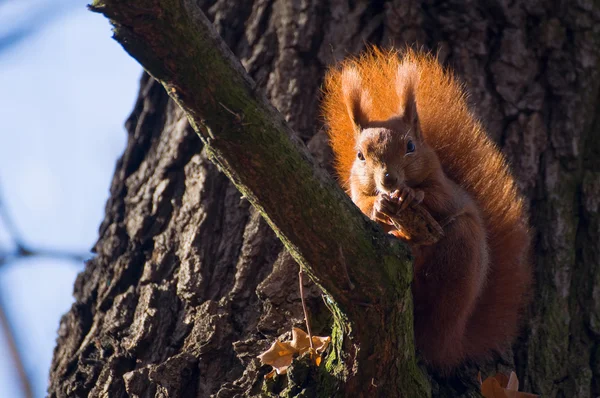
xmin=341 ymin=67 xmax=372 ymax=132
xmin=396 ymin=62 xmax=419 ymax=127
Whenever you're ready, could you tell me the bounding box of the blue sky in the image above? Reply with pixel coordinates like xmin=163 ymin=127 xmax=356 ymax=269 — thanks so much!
xmin=0 ymin=1 xmax=141 ymax=396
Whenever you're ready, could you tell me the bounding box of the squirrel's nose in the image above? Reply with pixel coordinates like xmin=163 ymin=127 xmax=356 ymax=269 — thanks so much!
xmin=382 ymin=173 xmax=397 ymax=188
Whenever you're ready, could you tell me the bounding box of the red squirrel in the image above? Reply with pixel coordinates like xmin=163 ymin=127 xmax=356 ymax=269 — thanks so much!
xmin=322 ymin=48 xmax=532 ymax=370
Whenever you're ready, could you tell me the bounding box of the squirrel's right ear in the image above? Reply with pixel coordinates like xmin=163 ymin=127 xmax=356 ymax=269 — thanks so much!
xmin=341 ymin=67 xmax=372 ymax=132
xmin=396 ymin=62 xmax=419 ymax=127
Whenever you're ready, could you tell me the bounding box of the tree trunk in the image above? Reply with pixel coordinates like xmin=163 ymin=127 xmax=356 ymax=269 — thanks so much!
xmin=49 ymin=1 xmax=600 ymax=397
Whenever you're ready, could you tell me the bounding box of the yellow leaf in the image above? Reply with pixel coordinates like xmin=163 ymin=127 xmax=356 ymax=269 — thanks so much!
xmin=264 ymin=369 xmax=276 ymax=379
xmin=506 ymin=371 xmax=519 ymax=391
xmin=312 ymin=334 xmax=331 ymax=354
xmin=481 ymin=377 xmax=508 ymax=398
xmin=481 ymin=372 xmax=538 ymax=398
xmin=257 ymin=328 xmax=331 ymax=376
xmin=257 ymin=340 xmax=295 ymax=375
xmin=289 ymin=328 xmax=311 ymax=355
xmin=494 ymin=372 xmax=510 ymax=388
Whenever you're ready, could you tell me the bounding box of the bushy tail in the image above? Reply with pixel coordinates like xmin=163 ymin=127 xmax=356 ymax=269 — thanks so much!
xmin=322 ymin=48 xmax=532 ymax=361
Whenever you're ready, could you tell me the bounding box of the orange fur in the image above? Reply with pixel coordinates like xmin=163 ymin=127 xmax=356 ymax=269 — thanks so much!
xmin=322 ymin=48 xmax=532 ymax=370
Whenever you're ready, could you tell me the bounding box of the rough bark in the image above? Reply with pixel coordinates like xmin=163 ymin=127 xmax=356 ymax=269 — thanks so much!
xmin=49 ymin=1 xmax=600 ymax=397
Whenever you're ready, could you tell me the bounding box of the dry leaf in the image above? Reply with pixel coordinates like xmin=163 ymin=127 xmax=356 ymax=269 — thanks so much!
xmin=257 ymin=340 xmax=295 ymax=375
xmin=493 ymin=372 xmax=510 ymax=388
xmin=315 ymin=355 xmax=322 ymax=366
xmin=505 ymin=390 xmax=539 ymax=398
xmin=258 ymin=327 xmax=331 ymax=377
xmin=264 ymin=369 xmax=276 ymax=379
xmin=506 ymin=372 xmax=519 ymax=391
xmin=289 ymin=327 xmax=311 ymax=354
xmin=481 ymin=372 xmax=539 ymax=398
xmin=481 ymin=376 xmax=508 ymax=398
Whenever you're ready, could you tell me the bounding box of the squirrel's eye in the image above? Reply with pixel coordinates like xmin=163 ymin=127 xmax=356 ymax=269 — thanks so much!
xmin=406 ymin=140 xmax=416 ymax=153
xmin=357 ymin=151 xmax=365 ymax=161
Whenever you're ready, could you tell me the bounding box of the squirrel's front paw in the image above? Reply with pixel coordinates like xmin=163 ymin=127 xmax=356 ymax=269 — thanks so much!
xmin=373 ymin=187 xmax=424 ymax=222
xmin=373 ymin=195 xmax=396 ymax=224
xmin=389 ymin=186 xmax=424 ymax=212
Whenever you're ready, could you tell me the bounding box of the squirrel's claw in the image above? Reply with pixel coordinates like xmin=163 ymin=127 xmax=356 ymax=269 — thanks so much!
xmin=390 ymin=186 xmax=424 ymax=212
xmin=373 ymin=195 xmax=395 ymax=224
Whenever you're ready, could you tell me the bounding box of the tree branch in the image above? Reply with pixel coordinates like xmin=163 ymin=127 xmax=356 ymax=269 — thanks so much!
xmin=89 ymin=0 xmax=429 ymax=395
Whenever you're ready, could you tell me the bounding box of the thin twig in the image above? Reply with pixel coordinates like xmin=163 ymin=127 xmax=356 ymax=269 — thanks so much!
xmin=0 ymin=183 xmax=86 ymax=398
xmin=0 ymin=293 xmax=33 ymax=398
xmin=0 ymin=185 xmax=25 ymax=244
xmin=12 ymin=245 xmax=89 ymax=264
xmin=339 ymin=247 xmax=354 ymax=290
xmin=0 ymin=184 xmax=88 ymax=265
xmin=218 ymin=101 xmax=243 ymax=122
xmin=298 ymin=268 xmax=314 ymax=350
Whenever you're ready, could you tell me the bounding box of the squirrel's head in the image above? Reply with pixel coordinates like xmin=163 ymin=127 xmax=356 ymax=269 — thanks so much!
xmin=341 ymin=63 xmax=434 ymax=198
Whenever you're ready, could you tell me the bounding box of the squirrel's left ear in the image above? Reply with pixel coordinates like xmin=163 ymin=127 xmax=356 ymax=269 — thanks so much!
xmin=341 ymin=67 xmax=372 ymax=133
xmin=396 ymin=62 xmax=420 ymax=130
